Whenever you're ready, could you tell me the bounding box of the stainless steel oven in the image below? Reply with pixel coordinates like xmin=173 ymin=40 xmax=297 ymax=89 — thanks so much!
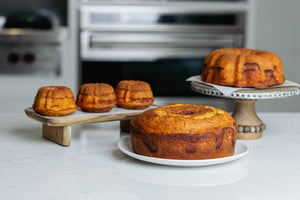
xmin=79 ymin=1 xmax=246 ymax=98
xmin=0 ymin=0 xmax=75 ymax=112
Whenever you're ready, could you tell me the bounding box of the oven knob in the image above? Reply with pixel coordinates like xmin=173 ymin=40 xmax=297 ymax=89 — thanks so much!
xmin=23 ymin=53 xmax=35 ymax=63
xmin=8 ymin=53 xmax=20 ymax=63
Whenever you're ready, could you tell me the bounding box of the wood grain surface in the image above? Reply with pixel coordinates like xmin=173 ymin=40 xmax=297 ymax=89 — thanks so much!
xmin=25 ymin=105 xmax=157 ymax=127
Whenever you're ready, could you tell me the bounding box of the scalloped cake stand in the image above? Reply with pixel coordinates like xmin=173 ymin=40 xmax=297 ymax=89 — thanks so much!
xmin=191 ymin=81 xmax=300 ymax=140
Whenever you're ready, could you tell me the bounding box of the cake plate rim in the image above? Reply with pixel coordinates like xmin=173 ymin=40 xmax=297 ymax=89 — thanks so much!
xmin=191 ymin=81 xmax=300 ymax=100
xmin=118 ymin=135 xmax=249 ymax=167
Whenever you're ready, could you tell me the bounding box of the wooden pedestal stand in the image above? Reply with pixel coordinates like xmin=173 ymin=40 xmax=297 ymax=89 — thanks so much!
xmin=231 ymin=99 xmax=265 ymax=140
xmin=25 ymin=106 xmax=156 ymax=146
xmin=191 ymin=81 xmax=300 ymax=140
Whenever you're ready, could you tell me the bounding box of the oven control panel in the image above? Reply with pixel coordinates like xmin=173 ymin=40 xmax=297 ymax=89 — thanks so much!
xmin=0 ymin=28 xmax=66 ymax=76
xmin=0 ymin=44 xmax=60 ymax=76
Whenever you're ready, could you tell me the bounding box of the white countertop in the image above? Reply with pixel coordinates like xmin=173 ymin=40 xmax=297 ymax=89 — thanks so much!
xmin=1 ymin=112 xmax=300 ymax=200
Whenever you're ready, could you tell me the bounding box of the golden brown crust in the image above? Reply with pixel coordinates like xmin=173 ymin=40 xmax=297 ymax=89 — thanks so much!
xmin=32 ymin=86 xmax=78 ymax=116
xmin=201 ymin=48 xmax=285 ymax=88
xmin=115 ymin=80 xmax=154 ymax=109
xmin=76 ymin=83 xmax=117 ymax=113
xmin=130 ymin=104 xmax=237 ymax=160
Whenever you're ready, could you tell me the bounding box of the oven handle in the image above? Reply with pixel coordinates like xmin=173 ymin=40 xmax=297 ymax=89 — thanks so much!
xmin=81 ymin=31 xmax=238 ymax=61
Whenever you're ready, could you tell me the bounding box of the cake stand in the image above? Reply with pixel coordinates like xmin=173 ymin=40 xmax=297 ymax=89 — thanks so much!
xmin=191 ymin=81 xmax=300 ymax=140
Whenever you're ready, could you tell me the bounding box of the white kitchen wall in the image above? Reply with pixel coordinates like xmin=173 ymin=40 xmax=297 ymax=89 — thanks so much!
xmin=253 ymin=0 xmax=300 ymax=112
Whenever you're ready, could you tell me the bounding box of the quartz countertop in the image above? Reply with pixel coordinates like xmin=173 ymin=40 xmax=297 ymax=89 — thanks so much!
xmin=0 ymin=112 xmax=300 ymax=200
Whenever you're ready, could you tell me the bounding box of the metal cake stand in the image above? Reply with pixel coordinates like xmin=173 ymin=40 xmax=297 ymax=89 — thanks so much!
xmin=191 ymin=81 xmax=300 ymax=140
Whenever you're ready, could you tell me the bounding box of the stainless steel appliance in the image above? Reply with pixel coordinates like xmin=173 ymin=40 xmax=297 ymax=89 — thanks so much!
xmin=0 ymin=10 xmax=65 ymax=76
xmin=0 ymin=28 xmax=65 ymax=76
xmin=79 ymin=0 xmax=248 ymax=97
xmin=0 ymin=1 xmax=75 ymax=112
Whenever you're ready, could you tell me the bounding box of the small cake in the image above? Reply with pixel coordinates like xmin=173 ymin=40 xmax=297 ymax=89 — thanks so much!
xmin=115 ymin=80 xmax=154 ymax=109
xmin=130 ymin=103 xmax=237 ymax=160
xmin=76 ymin=83 xmax=117 ymax=112
xmin=32 ymin=86 xmax=78 ymax=116
xmin=201 ymin=48 xmax=285 ymax=88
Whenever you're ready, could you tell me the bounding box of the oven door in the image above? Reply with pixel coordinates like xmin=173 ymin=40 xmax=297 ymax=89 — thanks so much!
xmin=80 ymin=4 xmax=244 ymax=61
xmin=79 ymin=3 xmax=244 ymax=97
xmin=81 ymin=59 xmax=204 ymax=96
xmin=81 ymin=27 xmax=241 ymax=61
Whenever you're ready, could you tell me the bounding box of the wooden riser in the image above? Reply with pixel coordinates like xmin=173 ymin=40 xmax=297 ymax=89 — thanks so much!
xmin=25 ymin=106 xmax=157 ymax=146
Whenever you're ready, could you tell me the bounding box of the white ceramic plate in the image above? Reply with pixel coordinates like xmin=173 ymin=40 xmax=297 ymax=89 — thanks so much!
xmin=118 ymin=135 xmax=249 ymax=167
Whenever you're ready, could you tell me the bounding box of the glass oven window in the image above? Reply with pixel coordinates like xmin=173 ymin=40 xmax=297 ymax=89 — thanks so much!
xmin=81 ymin=58 xmax=203 ymax=96
xmin=90 ymin=13 xmax=240 ymax=26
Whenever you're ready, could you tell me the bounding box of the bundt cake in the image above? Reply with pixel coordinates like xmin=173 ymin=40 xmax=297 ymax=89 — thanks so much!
xmin=130 ymin=103 xmax=238 ymax=160
xmin=32 ymin=86 xmax=78 ymax=116
xmin=201 ymin=48 xmax=285 ymax=88
xmin=115 ymin=80 xmax=154 ymax=109
xmin=76 ymin=83 xmax=117 ymax=112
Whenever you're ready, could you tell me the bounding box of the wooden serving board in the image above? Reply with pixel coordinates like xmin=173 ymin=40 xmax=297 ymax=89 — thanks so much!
xmin=25 ymin=105 xmax=157 ymax=146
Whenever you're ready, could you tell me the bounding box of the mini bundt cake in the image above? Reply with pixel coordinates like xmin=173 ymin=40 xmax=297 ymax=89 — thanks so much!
xmin=201 ymin=48 xmax=285 ymax=88
xmin=32 ymin=86 xmax=78 ymax=116
xmin=76 ymin=83 xmax=117 ymax=112
xmin=115 ymin=80 xmax=154 ymax=109
xmin=130 ymin=103 xmax=238 ymax=160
